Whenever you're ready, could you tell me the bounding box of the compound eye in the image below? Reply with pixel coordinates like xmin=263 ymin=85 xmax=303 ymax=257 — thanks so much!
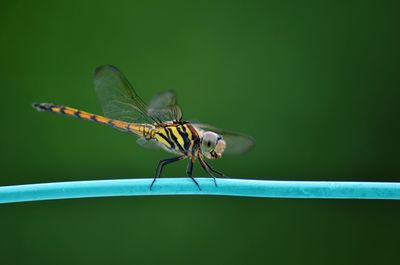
xmin=201 ymin=131 xmax=218 ymax=152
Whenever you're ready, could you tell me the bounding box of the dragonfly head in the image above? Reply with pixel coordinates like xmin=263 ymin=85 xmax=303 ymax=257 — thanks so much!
xmin=200 ymin=131 xmax=226 ymax=159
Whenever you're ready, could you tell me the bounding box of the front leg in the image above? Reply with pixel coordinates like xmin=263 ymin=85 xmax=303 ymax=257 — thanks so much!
xmin=198 ymin=157 xmax=219 ymax=187
xmin=150 ymin=156 xmax=185 ymax=190
xmin=202 ymin=159 xmax=225 ymax=177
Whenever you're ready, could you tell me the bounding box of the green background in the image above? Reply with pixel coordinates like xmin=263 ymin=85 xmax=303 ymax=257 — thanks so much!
xmin=1 ymin=0 xmax=399 ymax=264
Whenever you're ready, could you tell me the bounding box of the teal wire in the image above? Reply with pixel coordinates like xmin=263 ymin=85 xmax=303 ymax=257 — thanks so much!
xmin=1 ymin=178 xmax=400 ymax=203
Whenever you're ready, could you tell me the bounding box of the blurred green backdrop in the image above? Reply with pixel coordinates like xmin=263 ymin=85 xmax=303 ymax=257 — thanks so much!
xmin=1 ymin=0 xmax=399 ymax=264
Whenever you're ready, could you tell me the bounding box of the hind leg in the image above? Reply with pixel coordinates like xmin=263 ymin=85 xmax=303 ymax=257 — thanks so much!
xmin=150 ymin=156 xmax=185 ymax=190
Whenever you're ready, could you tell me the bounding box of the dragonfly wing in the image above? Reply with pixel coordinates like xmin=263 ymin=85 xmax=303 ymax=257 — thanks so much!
xmin=147 ymin=90 xmax=183 ymax=122
xmin=136 ymin=137 xmax=164 ymax=150
xmin=94 ymin=65 xmax=157 ymax=124
xmin=193 ymin=123 xmax=255 ymax=155
xmin=136 ymin=137 xmax=181 ymax=155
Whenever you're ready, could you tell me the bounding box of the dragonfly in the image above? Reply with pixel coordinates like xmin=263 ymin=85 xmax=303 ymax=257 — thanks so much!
xmin=33 ymin=65 xmax=255 ymax=190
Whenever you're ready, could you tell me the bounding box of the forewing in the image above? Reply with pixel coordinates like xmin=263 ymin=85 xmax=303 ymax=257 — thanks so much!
xmin=193 ymin=123 xmax=255 ymax=155
xmin=147 ymin=90 xmax=183 ymax=122
xmin=94 ymin=65 xmax=157 ymax=124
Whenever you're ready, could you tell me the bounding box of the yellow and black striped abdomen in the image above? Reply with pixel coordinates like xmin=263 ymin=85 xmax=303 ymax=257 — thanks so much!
xmin=153 ymin=123 xmax=200 ymax=155
xmin=33 ymin=103 xmax=152 ymax=137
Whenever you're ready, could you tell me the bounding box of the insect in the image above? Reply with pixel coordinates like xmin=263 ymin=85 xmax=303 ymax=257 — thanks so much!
xmin=33 ymin=65 xmax=255 ymax=190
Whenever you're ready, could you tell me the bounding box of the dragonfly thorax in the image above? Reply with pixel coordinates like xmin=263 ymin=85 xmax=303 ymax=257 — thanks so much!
xmin=200 ymin=131 xmax=226 ymax=159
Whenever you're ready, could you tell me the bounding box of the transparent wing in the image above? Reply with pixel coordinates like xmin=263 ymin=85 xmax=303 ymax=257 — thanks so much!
xmin=136 ymin=137 xmax=180 ymax=155
xmin=193 ymin=123 xmax=255 ymax=155
xmin=94 ymin=65 xmax=158 ymax=124
xmin=136 ymin=138 xmax=164 ymax=150
xmin=147 ymin=90 xmax=183 ymax=122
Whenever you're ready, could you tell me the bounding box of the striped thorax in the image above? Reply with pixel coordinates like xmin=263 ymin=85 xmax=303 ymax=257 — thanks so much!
xmin=151 ymin=122 xmax=201 ymax=156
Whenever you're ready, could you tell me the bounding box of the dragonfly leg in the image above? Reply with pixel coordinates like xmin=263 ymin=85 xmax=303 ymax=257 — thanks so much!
xmin=202 ymin=159 xmax=225 ymax=177
xmin=186 ymin=157 xmax=201 ymax=191
xmin=198 ymin=157 xmax=218 ymax=187
xmin=150 ymin=156 xmax=185 ymax=190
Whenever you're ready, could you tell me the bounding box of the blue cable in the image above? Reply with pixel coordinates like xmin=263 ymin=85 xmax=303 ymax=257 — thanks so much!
xmin=1 ymin=178 xmax=400 ymax=203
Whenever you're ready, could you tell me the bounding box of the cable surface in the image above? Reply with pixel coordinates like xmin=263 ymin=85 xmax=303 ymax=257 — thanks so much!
xmin=1 ymin=178 xmax=400 ymax=203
